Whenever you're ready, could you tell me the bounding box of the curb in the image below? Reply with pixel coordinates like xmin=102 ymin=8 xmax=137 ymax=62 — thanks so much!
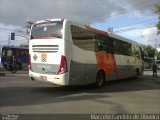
xmin=0 ymin=66 xmax=6 ymax=76
xmin=0 ymin=72 xmax=6 ymax=76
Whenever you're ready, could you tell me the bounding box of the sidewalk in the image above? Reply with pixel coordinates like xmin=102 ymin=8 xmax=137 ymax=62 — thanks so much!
xmin=143 ymin=71 xmax=160 ymax=85
xmin=5 ymin=70 xmax=29 ymax=77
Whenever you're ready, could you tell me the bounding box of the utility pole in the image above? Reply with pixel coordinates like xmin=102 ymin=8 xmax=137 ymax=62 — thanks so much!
xmin=8 ymin=34 xmax=10 ymax=46
xmin=107 ymin=27 xmax=113 ymax=33
xmin=155 ymin=39 xmax=158 ymax=60
xmin=155 ymin=39 xmax=157 ymax=48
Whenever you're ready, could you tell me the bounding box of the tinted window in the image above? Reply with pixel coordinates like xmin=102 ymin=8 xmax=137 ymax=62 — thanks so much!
xmin=71 ymin=25 xmax=106 ymax=52
xmin=0 ymin=47 xmax=1 ymax=64
xmin=133 ymin=45 xmax=140 ymax=59
xmin=108 ymin=37 xmax=132 ymax=56
xmin=31 ymin=21 xmax=63 ymax=39
xmin=2 ymin=48 xmax=13 ymax=57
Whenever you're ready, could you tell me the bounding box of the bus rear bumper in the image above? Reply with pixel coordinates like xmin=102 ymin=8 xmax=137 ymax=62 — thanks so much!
xmin=29 ymin=71 xmax=69 ymax=85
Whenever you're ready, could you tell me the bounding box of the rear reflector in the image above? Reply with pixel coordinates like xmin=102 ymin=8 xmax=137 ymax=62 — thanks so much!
xmin=57 ymin=55 xmax=67 ymax=75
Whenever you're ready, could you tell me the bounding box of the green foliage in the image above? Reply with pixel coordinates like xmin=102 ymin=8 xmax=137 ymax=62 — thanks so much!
xmin=157 ymin=51 xmax=160 ymax=60
xmin=142 ymin=45 xmax=156 ymax=58
xmin=155 ymin=4 xmax=160 ymax=14
xmin=155 ymin=4 xmax=160 ymax=34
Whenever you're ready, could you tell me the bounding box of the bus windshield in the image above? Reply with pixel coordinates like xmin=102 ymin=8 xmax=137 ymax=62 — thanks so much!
xmin=31 ymin=21 xmax=63 ymax=39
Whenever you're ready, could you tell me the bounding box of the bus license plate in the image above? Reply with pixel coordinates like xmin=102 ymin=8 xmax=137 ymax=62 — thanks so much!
xmin=40 ymin=76 xmax=47 ymax=80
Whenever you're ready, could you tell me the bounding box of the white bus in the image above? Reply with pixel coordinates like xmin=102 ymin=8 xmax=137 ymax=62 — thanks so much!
xmin=29 ymin=19 xmax=143 ymax=87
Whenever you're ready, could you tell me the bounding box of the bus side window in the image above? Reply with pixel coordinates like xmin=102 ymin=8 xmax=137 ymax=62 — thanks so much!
xmin=133 ymin=45 xmax=140 ymax=59
xmin=2 ymin=50 xmax=7 ymax=57
xmin=106 ymin=37 xmax=114 ymax=54
xmin=71 ymin=25 xmax=96 ymax=52
xmin=7 ymin=49 xmax=13 ymax=57
xmin=140 ymin=47 xmax=145 ymax=60
xmin=95 ymin=34 xmax=106 ymax=52
xmin=0 ymin=48 xmax=2 ymax=57
xmin=15 ymin=50 xmax=21 ymax=56
xmin=2 ymin=49 xmax=12 ymax=57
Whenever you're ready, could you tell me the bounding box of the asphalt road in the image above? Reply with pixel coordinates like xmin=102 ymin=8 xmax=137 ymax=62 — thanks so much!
xmin=0 ymin=70 xmax=160 ymax=115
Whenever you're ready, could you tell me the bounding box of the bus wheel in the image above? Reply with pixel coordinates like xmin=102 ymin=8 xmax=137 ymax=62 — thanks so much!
xmin=136 ymin=69 xmax=140 ymax=76
xmin=95 ymin=71 xmax=105 ymax=88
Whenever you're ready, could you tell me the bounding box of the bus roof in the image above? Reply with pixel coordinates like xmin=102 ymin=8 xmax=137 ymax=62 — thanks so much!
xmin=32 ymin=18 xmax=141 ymax=46
xmin=35 ymin=18 xmax=64 ymax=24
xmin=108 ymin=32 xmax=140 ymax=46
xmin=85 ymin=26 xmax=140 ymax=46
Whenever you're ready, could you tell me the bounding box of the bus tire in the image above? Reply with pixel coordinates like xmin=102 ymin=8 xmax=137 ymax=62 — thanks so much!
xmin=17 ymin=62 xmax=22 ymax=70
xmin=11 ymin=64 xmax=17 ymax=73
xmin=136 ymin=68 xmax=140 ymax=76
xmin=95 ymin=71 xmax=105 ymax=88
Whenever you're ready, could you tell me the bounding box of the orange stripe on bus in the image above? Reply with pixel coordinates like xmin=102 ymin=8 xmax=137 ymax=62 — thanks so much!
xmin=85 ymin=25 xmax=107 ymax=36
xmin=95 ymin=53 xmax=119 ymax=80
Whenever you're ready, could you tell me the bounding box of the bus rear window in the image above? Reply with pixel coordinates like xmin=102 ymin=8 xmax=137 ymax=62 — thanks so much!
xmin=30 ymin=21 xmax=63 ymax=39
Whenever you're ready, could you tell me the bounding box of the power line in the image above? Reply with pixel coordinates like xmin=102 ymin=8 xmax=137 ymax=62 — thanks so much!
xmin=88 ymin=0 xmax=157 ymax=20
xmin=0 ymin=27 xmax=25 ymax=33
xmin=114 ymin=25 xmax=155 ymax=33
xmin=114 ymin=18 xmax=157 ymax=30
xmin=76 ymin=0 xmax=101 ymax=16
xmin=72 ymin=2 xmax=103 ymax=23
xmin=85 ymin=0 xmax=159 ymax=33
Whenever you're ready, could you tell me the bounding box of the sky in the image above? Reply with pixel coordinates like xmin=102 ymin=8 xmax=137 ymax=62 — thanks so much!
xmin=0 ymin=0 xmax=160 ymax=47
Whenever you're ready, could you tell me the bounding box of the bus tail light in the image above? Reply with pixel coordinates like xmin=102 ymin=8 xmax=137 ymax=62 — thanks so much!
xmin=57 ymin=55 xmax=67 ymax=75
xmin=29 ymin=54 xmax=32 ymax=71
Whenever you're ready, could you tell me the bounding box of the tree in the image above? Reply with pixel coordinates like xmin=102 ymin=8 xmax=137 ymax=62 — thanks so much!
xmin=155 ymin=4 xmax=160 ymax=34
xmin=142 ymin=45 xmax=156 ymax=58
xmin=157 ymin=51 xmax=160 ymax=59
